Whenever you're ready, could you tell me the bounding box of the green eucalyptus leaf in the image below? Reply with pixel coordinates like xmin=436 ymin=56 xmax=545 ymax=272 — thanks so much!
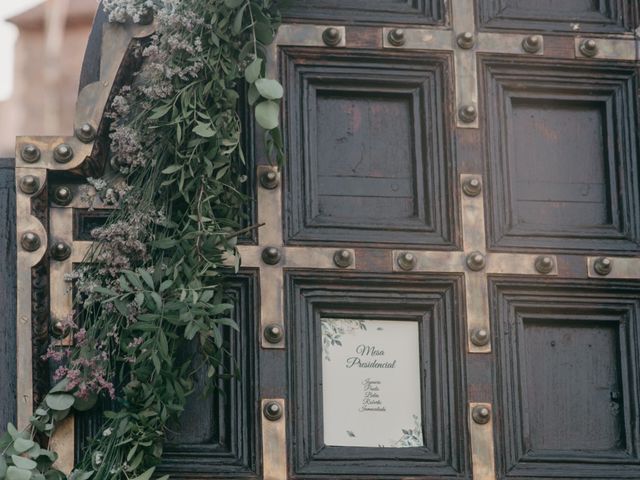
xmin=254 ymin=22 xmax=274 ymax=44
xmin=232 ymin=3 xmax=247 ymax=34
xmin=49 ymin=379 xmax=69 ymax=394
xmin=10 ymin=456 xmax=36 ymax=470
xmin=73 ymin=394 xmax=98 ymax=412
xmin=193 ymin=123 xmax=216 ymax=138
xmin=12 ymin=439 xmax=34 ymax=454
xmin=247 ymin=84 xmax=260 ymax=106
xmin=255 ymin=101 xmax=280 ymax=130
xmin=255 ymin=78 xmax=283 ymax=100
xmin=244 ymin=58 xmax=262 ymax=83
xmin=45 ymin=394 xmax=75 ymax=412
xmin=5 ymin=466 xmax=31 ymax=480
xmin=0 ymin=455 xmax=7 ymax=477
xmin=224 ymin=0 xmax=244 ymax=7
xmin=131 ymin=467 xmax=155 ymax=480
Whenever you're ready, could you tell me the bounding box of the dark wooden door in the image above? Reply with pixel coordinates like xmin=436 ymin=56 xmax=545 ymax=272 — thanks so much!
xmin=244 ymin=1 xmax=640 ymax=479
xmin=10 ymin=1 xmax=640 ymax=479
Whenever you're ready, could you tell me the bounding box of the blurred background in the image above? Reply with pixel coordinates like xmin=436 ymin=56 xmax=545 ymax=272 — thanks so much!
xmin=0 ymin=0 xmax=97 ymax=157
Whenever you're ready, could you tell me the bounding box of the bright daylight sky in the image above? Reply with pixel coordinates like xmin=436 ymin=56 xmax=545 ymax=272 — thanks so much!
xmin=0 ymin=0 xmax=44 ymax=101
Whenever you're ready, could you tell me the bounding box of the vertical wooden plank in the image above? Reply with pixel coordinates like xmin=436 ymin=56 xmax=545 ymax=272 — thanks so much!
xmin=0 ymin=158 xmax=16 ymax=426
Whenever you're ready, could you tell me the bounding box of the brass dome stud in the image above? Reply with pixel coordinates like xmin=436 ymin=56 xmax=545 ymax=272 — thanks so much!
xmin=466 ymin=251 xmax=486 ymax=271
xmin=21 ymin=144 xmax=41 ymax=163
xmin=53 ymin=144 xmax=74 ymax=163
xmin=19 ymin=175 xmax=40 ymax=194
xmin=264 ymin=323 xmax=284 ymax=344
xmin=522 ymin=35 xmax=542 ymax=54
xmin=21 ymin=232 xmax=41 ymax=252
xmin=470 ymin=328 xmax=490 ymax=347
xmin=263 ymin=401 xmax=283 ymax=421
xmin=579 ymin=39 xmax=598 ymax=57
xmin=462 ymin=177 xmax=482 ymax=197
xmin=472 ymin=405 xmax=491 ymax=425
xmin=459 ymin=104 xmax=478 ymax=123
xmin=50 ymin=241 xmax=71 ymax=261
xmin=594 ymin=257 xmax=612 ymax=276
xmin=76 ymin=123 xmax=96 ymax=143
xmin=262 ymin=246 xmax=282 ymax=265
xmin=457 ymin=31 xmax=475 ymax=49
xmin=260 ymin=170 xmax=279 ymax=190
xmin=387 ymin=28 xmax=406 ymax=47
xmin=535 ymin=255 xmax=555 ymax=274
xmin=322 ymin=27 xmax=342 ymax=47
xmin=333 ymin=249 xmax=353 ymax=268
xmin=53 ymin=186 xmax=73 ymax=206
xmin=51 ymin=319 xmax=68 ymax=339
xmin=397 ymin=252 xmax=417 ymax=271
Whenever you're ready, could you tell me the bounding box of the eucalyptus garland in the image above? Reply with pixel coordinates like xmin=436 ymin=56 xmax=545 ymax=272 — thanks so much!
xmin=0 ymin=0 xmax=283 ymax=478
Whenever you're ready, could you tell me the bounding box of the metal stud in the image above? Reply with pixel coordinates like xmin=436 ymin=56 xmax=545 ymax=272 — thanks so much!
xmin=50 ymin=241 xmax=71 ymax=261
xmin=260 ymin=170 xmax=279 ymax=189
xmin=51 ymin=319 xmax=68 ymax=339
xmin=387 ymin=28 xmax=406 ymax=47
xmin=264 ymin=323 xmax=284 ymax=344
xmin=53 ymin=144 xmax=74 ymax=163
xmin=470 ymin=328 xmax=490 ymax=347
xmin=522 ymin=35 xmax=542 ymax=54
xmin=262 ymin=246 xmax=282 ymax=265
xmin=76 ymin=123 xmax=96 ymax=143
xmin=397 ymin=252 xmax=417 ymax=271
xmin=459 ymin=105 xmax=477 ymax=123
xmin=534 ymin=255 xmax=554 ymax=274
xmin=466 ymin=251 xmax=486 ymax=271
xmin=462 ymin=177 xmax=482 ymax=197
xmin=19 ymin=175 xmax=40 ymax=194
xmin=457 ymin=31 xmax=475 ymax=49
xmin=472 ymin=405 xmax=491 ymax=425
xmin=579 ymin=39 xmax=598 ymax=57
xmin=21 ymin=232 xmax=41 ymax=252
xmin=263 ymin=400 xmax=283 ymax=421
xmin=322 ymin=27 xmax=342 ymax=47
xmin=594 ymin=257 xmax=612 ymax=276
xmin=53 ymin=186 xmax=73 ymax=206
xmin=333 ymin=249 xmax=353 ymax=268
xmin=21 ymin=144 xmax=41 ymax=163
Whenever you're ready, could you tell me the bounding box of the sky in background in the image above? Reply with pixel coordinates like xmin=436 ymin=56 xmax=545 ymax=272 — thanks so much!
xmin=0 ymin=0 xmax=44 ymax=100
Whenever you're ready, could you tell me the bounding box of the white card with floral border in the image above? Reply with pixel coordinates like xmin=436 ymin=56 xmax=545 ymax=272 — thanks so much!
xmin=321 ymin=318 xmax=424 ymax=448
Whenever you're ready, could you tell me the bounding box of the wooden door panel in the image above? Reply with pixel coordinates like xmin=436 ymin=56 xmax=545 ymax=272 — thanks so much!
xmin=286 ymin=273 xmax=467 ymax=477
xmin=477 ymin=0 xmax=639 ymax=33
xmin=283 ymin=49 xmax=456 ymax=248
xmin=74 ymin=275 xmax=260 ymax=476
xmin=482 ymin=58 xmax=640 ymax=253
xmin=283 ymin=0 xmax=445 ymax=26
xmin=492 ymin=279 xmax=640 ymax=477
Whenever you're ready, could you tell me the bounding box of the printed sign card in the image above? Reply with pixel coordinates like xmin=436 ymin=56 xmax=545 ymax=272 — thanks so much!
xmin=321 ymin=318 xmax=424 ymax=448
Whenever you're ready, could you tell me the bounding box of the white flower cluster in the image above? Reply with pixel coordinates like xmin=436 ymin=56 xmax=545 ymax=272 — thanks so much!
xmin=103 ymin=0 xmax=156 ymax=23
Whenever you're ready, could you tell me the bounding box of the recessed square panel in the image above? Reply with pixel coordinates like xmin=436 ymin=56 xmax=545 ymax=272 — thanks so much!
xmin=478 ymin=0 xmax=638 ymax=33
xmin=491 ymin=278 xmax=640 ymax=477
xmin=321 ymin=318 xmax=423 ymax=448
xmin=523 ymin=320 xmax=622 ymax=452
xmin=287 ymin=273 xmax=466 ymax=477
xmin=483 ymin=58 xmax=640 ymax=253
xmin=283 ymin=0 xmax=444 ymax=25
xmin=75 ymin=276 xmax=259 ymax=475
xmin=509 ymin=99 xmax=611 ymax=228
xmin=284 ymin=50 xmax=455 ymax=248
